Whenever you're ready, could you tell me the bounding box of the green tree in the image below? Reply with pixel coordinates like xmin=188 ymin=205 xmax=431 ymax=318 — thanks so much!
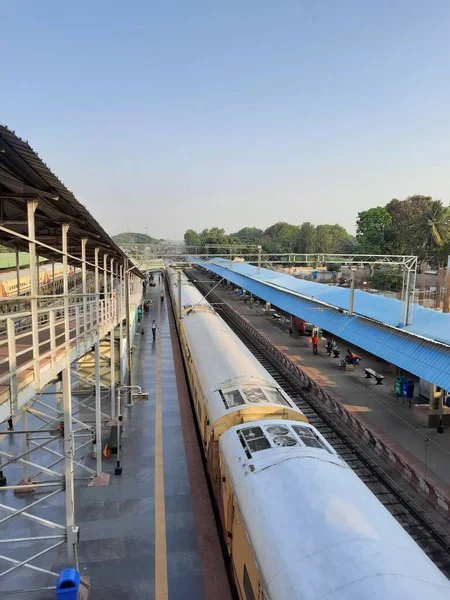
xmin=315 ymin=225 xmax=333 ymax=253
xmin=297 ymin=222 xmax=316 ymax=253
xmin=232 ymin=227 xmax=264 ymax=245
xmin=370 ymin=266 xmax=403 ymax=291
xmin=417 ymin=200 xmax=450 ymax=262
xmin=356 ymin=207 xmax=392 ymax=253
xmin=385 ymin=195 xmax=433 ymax=255
xmin=263 ymin=222 xmax=299 ymax=253
xmin=328 ymin=224 xmax=356 ymax=253
xmin=184 ymin=229 xmax=201 ymax=248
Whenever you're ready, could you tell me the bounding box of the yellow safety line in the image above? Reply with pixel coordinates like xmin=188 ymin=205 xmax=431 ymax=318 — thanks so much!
xmin=155 ymin=295 xmax=168 ymax=598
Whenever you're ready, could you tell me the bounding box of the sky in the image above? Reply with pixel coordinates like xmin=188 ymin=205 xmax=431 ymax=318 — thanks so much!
xmin=2 ymin=1 xmax=450 ymax=240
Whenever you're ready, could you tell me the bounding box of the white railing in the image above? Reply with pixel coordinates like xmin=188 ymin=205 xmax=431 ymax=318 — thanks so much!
xmin=0 ymin=284 xmax=142 ymax=423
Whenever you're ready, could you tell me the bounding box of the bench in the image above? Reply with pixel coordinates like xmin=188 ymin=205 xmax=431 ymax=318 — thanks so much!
xmin=364 ymin=368 xmax=385 ymax=385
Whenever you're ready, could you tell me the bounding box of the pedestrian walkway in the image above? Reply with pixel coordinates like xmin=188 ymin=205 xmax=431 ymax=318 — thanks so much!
xmin=212 ymin=285 xmax=450 ymax=506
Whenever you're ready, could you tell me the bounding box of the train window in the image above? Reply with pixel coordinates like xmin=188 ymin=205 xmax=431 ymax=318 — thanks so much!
xmin=239 ymin=427 xmax=271 ymax=453
xmin=293 ymin=426 xmax=331 ymax=452
xmin=243 ymin=565 xmax=256 ymax=600
xmin=261 ymin=388 xmax=289 ymax=406
xmin=220 ymin=389 xmax=245 ymax=408
xmin=242 ymin=388 xmax=267 ymax=404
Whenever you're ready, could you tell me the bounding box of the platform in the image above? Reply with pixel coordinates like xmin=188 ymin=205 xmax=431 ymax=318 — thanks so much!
xmin=0 ymin=282 xmax=231 ymax=599
xmin=209 ymin=282 xmax=450 ymax=507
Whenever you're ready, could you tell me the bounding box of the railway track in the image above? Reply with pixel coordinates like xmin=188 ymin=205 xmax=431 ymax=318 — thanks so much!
xmin=184 ymin=268 xmax=450 ymax=579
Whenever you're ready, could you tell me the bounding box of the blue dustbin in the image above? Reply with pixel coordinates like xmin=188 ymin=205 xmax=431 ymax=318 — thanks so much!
xmin=402 ymin=380 xmax=415 ymax=399
xmin=56 ymin=568 xmax=80 ymax=599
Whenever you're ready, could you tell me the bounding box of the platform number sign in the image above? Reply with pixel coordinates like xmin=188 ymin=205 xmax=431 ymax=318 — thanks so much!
xmin=132 ymin=392 xmax=150 ymax=402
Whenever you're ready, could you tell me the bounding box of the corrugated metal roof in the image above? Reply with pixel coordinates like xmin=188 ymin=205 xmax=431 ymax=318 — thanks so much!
xmin=200 ymin=260 xmax=450 ymax=390
xmin=206 ymin=259 xmax=450 ymax=345
xmin=0 ymin=125 xmax=143 ymax=276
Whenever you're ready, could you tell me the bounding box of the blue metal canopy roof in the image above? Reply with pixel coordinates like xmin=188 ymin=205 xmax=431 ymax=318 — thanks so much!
xmin=198 ymin=259 xmax=450 ymax=391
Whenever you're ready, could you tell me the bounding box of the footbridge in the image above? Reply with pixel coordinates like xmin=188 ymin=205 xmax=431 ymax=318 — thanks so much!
xmin=0 ymin=125 xmax=143 ymax=595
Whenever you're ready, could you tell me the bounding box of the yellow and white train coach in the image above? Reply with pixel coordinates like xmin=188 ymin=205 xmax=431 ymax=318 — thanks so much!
xmin=166 ymin=265 xmax=307 ymax=489
xmin=219 ymin=420 xmax=450 ymax=600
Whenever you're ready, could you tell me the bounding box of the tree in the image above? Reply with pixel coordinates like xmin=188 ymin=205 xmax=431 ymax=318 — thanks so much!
xmin=184 ymin=229 xmax=201 ymax=248
xmin=327 ymin=224 xmax=356 ymax=253
xmin=263 ymin=222 xmax=299 ymax=253
xmin=297 ymin=222 xmax=316 ymax=253
xmin=417 ymin=200 xmax=450 ymax=262
xmin=231 ymin=227 xmax=264 ymax=245
xmin=385 ymin=195 xmax=433 ymax=255
xmin=356 ymin=207 xmax=392 ymax=253
xmin=315 ymin=225 xmax=333 ymax=253
xmin=370 ymin=266 xmax=403 ymax=291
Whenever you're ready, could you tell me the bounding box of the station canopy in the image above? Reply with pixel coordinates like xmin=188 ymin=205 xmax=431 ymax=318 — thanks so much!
xmin=0 ymin=124 xmax=141 ymax=274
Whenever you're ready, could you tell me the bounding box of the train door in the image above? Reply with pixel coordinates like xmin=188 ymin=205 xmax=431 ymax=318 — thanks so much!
xmin=226 ymin=496 xmax=234 ymax=555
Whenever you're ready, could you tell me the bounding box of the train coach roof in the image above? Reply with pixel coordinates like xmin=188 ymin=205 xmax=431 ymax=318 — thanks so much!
xmin=220 ymin=423 xmax=450 ymax=600
xmin=0 ymin=125 xmax=143 ymax=276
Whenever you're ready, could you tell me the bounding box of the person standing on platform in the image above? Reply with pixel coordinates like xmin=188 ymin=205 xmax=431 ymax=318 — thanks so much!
xmin=312 ymin=333 xmax=319 ymax=355
xmin=151 ymin=319 xmax=158 ymax=341
xmin=160 ymin=290 xmax=164 ymax=302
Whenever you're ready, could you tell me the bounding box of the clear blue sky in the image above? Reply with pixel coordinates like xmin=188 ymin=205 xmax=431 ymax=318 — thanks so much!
xmin=2 ymin=1 xmax=450 ymax=240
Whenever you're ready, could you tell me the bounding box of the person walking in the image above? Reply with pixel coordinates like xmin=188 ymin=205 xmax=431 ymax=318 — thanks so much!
xmin=151 ymin=319 xmax=158 ymax=342
xmin=312 ymin=333 xmax=319 ymax=355
xmin=160 ymin=290 xmax=164 ymax=303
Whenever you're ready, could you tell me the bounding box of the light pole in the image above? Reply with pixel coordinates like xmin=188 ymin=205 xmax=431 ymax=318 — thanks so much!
xmin=349 ymin=267 xmax=357 ymax=316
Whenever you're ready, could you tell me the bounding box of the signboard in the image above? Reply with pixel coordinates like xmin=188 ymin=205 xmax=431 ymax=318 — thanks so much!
xmin=132 ymin=393 xmax=149 ymax=402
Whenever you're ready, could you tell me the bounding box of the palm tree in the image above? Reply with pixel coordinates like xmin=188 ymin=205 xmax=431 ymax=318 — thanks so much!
xmin=418 ymin=200 xmax=450 ymax=261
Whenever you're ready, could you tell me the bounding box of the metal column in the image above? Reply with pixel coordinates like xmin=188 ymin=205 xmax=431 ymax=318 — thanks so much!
xmin=94 ymin=341 xmax=103 ymax=474
xmin=27 ymin=200 xmax=40 ymax=390
xmin=52 ymin=256 xmax=56 ymax=296
xmin=15 ymin=247 xmax=20 ymax=297
xmin=103 ymin=253 xmax=109 ymax=321
xmin=124 ymin=258 xmax=132 ymax=392
xmin=61 ymin=223 xmax=78 ymax=564
xmin=62 ymin=224 xmax=70 ymax=349
xmin=94 ymin=248 xmax=100 ymax=331
xmin=177 ymin=270 xmax=182 ymax=321
xmin=349 ymin=268 xmax=356 ymax=316
xmin=81 ymin=238 xmax=88 ymax=348
xmin=62 ymin=363 xmax=78 ymax=564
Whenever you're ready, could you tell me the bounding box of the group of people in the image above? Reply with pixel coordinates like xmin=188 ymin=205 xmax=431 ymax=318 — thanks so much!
xmin=311 ymin=333 xmax=361 ymax=365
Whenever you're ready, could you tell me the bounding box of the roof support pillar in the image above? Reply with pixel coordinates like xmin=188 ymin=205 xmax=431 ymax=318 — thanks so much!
xmin=61 ymin=224 xmax=70 ymax=351
xmin=27 ymin=199 xmax=40 ymax=390
xmin=103 ymin=253 xmax=108 ymax=326
xmin=81 ymin=238 xmax=88 ymax=347
xmin=124 ymin=257 xmax=131 ymax=394
xmin=15 ymin=248 xmax=20 ymax=297
xmin=110 ymin=258 xmax=115 ymax=322
xmin=94 ymin=248 xmax=100 ymax=332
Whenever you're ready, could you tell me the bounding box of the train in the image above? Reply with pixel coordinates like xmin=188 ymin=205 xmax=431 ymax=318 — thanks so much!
xmin=166 ymin=265 xmax=450 ymax=600
xmin=0 ymin=264 xmax=79 ymax=297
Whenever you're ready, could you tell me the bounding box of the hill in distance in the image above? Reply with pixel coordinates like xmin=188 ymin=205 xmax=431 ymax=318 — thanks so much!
xmin=112 ymin=232 xmax=165 ymax=245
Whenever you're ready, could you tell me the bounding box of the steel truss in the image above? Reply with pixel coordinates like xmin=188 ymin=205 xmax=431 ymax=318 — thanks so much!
xmin=0 ymin=200 xmax=142 ymax=595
